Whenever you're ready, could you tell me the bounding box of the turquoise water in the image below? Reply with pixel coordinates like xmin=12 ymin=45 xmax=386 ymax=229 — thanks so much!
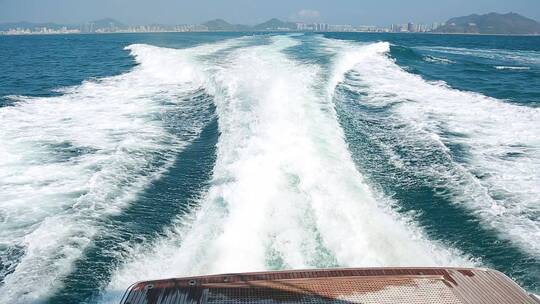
xmin=0 ymin=32 xmax=538 ymax=303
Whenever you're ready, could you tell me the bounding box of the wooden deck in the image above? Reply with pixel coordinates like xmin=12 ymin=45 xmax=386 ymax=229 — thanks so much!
xmin=119 ymin=267 xmax=539 ymax=304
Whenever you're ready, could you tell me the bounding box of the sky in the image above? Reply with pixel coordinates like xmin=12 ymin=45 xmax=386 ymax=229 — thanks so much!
xmin=1 ymin=0 xmax=539 ymax=26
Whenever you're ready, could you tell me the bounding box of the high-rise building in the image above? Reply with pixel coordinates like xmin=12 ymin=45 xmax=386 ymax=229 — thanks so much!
xmin=407 ymin=22 xmax=415 ymax=32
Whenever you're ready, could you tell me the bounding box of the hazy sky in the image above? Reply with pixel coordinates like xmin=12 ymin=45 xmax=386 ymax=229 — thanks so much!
xmin=1 ymin=0 xmax=539 ymax=26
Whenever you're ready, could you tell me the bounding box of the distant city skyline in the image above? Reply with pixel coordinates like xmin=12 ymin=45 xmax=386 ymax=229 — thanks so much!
xmin=1 ymin=0 xmax=539 ymax=27
xmin=0 ymin=18 xmax=445 ymax=36
xmin=5 ymin=12 xmax=539 ymax=36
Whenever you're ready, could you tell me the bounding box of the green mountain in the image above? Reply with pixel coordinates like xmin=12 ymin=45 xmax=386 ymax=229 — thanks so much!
xmin=203 ymin=18 xmax=296 ymax=31
xmin=436 ymin=12 xmax=540 ymax=35
xmin=202 ymin=19 xmax=250 ymax=31
xmin=253 ymin=18 xmax=296 ymax=31
xmin=1 ymin=17 xmax=300 ymax=33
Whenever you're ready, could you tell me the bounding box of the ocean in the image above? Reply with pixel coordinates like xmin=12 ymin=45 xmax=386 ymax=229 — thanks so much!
xmin=0 ymin=32 xmax=538 ymax=303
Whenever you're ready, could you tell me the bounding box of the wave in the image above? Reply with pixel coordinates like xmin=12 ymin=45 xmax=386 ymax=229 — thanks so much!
xmin=0 ymin=40 xmax=236 ymax=303
xmin=102 ymin=35 xmax=469 ymax=303
xmin=423 ymin=55 xmax=455 ymax=64
xmin=327 ymin=40 xmax=540 ymax=258
xmin=495 ymin=66 xmax=531 ymax=70
xmin=416 ymin=46 xmax=540 ymax=66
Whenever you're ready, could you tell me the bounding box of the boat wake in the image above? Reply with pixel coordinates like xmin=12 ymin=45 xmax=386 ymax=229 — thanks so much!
xmin=103 ymin=36 xmax=469 ymax=303
xmin=0 ymin=39 xmax=237 ymax=303
xmin=1 ymin=34 xmax=538 ymax=303
xmin=326 ymin=38 xmax=540 ymax=258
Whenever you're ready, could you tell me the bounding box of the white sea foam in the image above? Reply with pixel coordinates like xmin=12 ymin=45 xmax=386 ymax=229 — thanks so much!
xmin=417 ymin=46 xmax=540 ymax=66
xmin=423 ymin=55 xmax=455 ymax=64
xmin=327 ymin=39 xmax=540 ymax=257
xmin=495 ymin=65 xmax=531 ymax=70
xmin=0 ymin=40 xmax=236 ymax=303
xmin=103 ymin=35 xmax=468 ymax=303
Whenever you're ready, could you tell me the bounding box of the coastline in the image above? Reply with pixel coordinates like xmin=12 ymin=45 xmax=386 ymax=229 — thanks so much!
xmin=1 ymin=30 xmax=540 ymax=37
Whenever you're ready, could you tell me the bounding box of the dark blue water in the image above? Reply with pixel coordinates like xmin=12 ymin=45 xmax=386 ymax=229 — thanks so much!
xmin=0 ymin=32 xmax=241 ymax=100
xmin=325 ymin=33 xmax=540 ymax=106
xmin=0 ymin=32 xmax=538 ymax=303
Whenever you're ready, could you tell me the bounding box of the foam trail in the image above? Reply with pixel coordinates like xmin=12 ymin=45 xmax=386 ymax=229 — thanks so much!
xmin=327 ymin=39 xmax=540 ymax=257
xmin=416 ymin=46 xmax=540 ymax=66
xmin=495 ymin=66 xmax=531 ymax=70
xmin=0 ymin=40 xmax=235 ymax=303
xmin=103 ymin=35 xmax=468 ymax=303
xmin=423 ymin=55 xmax=455 ymax=64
